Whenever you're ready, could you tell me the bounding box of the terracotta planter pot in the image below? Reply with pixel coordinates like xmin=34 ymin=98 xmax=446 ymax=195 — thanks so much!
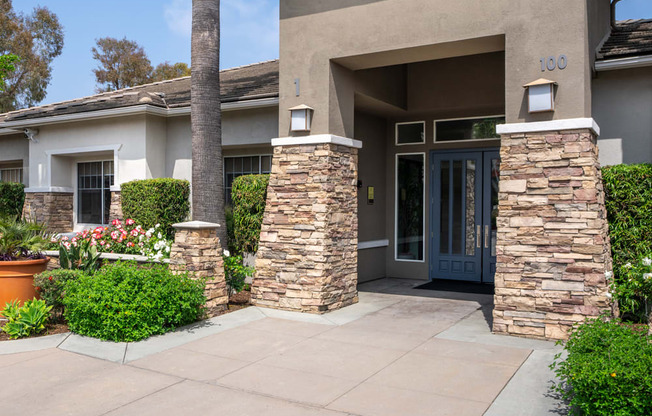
xmin=0 ymin=257 xmax=50 ymax=308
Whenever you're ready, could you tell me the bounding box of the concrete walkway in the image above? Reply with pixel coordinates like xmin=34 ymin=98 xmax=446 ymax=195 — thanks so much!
xmin=0 ymin=279 xmax=567 ymax=415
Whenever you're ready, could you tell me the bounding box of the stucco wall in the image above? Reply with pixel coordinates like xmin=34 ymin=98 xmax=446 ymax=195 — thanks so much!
xmin=593 ymin=67 xmax=652 ymax=166
xmin=0 ymin=133 xmax=29 ymax=184
xmin=280 ymin=0 xmax=598 ymax=137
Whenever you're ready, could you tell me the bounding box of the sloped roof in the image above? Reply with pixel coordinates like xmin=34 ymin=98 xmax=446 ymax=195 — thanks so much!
xmin=1 ymin=59 xmax=279 ymax=123
xmin=599 ymin=19 xmax=652 ymax=60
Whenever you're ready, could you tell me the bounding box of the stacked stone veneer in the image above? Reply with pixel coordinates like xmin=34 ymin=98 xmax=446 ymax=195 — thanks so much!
xmin=493 ymin=128 xmax=613 ymax=340
xmin=109 ymin=191 xmax=123 ymax=221
xmin=169 ymin=223 xmax=228 ymax=311
xmin=23 ymin=192 xmax=73 ymax=233
xmin=252 ymin=143 xmax=359 ymax=313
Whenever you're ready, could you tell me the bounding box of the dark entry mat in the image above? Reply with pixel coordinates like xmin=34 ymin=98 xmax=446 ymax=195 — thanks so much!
xmin=415 ymin=279 xmax=494 ymax=295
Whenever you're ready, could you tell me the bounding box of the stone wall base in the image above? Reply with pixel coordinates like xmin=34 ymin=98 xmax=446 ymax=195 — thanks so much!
xmin=493 ymin=128 xmax=612 ymax=340
xmin=23 ymin=192 xmax=73 ymax=233
xmin=252 ymin=142 xmax=359 ymax=314
xmin=169 ymin=223 xmax=228 ymax=312
xmin=110 ymin=191 xmax=123 ymax=222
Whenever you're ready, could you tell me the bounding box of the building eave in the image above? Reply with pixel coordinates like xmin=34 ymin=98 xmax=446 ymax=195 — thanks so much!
xmin=0 ymin=97 xmax=280 ymax=129
xmin=595 ymin=55 xmax=652 ymax=71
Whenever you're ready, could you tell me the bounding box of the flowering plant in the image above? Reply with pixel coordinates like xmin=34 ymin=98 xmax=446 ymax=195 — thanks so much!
xmin=50 ymin=219 xmax=172 ymax=261
xmin=223 ymin=250 xmax=253 ymax=298
xmin=613 ymin=255 xmax=652 ymax=323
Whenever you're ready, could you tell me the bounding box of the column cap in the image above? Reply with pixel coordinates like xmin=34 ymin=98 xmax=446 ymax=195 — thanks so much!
xmin=172 ymin=221 xmax=221 ymax=230
xmin=496 ymin=118 xmax=600 ymax=136
xmin=272 ymin=134 xmax=363 ymax=149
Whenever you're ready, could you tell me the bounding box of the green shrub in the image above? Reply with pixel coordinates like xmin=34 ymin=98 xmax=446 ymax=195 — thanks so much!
xmin=225 ymin=205 xmax=236 ymax=253
xmin=551 ymin=317 xmax=652 ymax=416
xmin=34 ymin=269 xmax=86 ymax=319
xmin=612 ymin=255 xmax=652 ymax=323
xmin=0 ymin=182 xmax=25 ymax=219
xmin=63 ymin=262 xmax=206 ymax=342
xmin=1 ymin=299 xmax=52 ymax=339
xmin=602 ymin=164 xmax=652 ymax=273
xmin=121 ymin=179 xmax=190 ymax=239
xmin=231 ymin=174 xmax=269 ymax=254
xmin=223 ymin=251 xmax=253 ymax=297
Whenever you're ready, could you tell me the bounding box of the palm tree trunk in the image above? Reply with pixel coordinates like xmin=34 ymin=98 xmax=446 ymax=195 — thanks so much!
xmin=191 ymin=0 xmax=227 ymax=246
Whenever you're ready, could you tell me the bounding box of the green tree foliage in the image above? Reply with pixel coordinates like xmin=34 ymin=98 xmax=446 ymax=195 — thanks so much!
xmin=121 ymin=179 xmax=190 ymax=239
xmin=0 ymin=182 xmax=25 ymax=219
xmin=0 ymin=53 xmax=18 ymax=91
xmin=151 ymin=61 xmax=191 ymax=82
xmin=231 ymin=174 xmax=269 ymax=254
xmin=92 ymin=37 xmax=153 ymax=92
xmin=0 ymin=0 xmax=64 ymax=112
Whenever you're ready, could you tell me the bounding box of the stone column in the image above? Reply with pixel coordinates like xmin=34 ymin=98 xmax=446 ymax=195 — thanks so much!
xmin=493 ymin=121 xmax=612 ymax=340
xmin=23 ymin=192 xmax=73 ymax=233
xmin=252 ymin=135 xmax=361 ymax=314
xmin=109 ymin=191 xmax=123 ymax=221
xmin=169 ymin=221 xmax=228 ymax=312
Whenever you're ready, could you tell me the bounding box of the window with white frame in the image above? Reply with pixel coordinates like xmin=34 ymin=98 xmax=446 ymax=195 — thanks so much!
xmin=434 ymin=116 xmax=505 ymax=142
xmin=395 ymin=153 xmax=425 ymax=261
xmin=78 ymin=161 xmax=114 ymax=224
xmin=0 ymin=161 xmax=23 ymax=183
xmin=224 ymin=155 xmax=272 ymax=205
xmin=395 ymin=121 xmax=426 ymax=145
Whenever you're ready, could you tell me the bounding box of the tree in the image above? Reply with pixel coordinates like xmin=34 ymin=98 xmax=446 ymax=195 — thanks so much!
xmin=151 ymin=61 xmax=191 ymax=82
xmin=191 ymin=0 xmax=226 ymax=245
xmin=0 ymin=54 xmax=19 ymax=92
xmin=92 ymin=37 xmax=153 ymax=92
xmin=0 ymin=1 xmax=63 ymax=112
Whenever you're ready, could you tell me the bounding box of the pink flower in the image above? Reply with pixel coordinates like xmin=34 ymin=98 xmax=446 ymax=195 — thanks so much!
xmin=138 ymin=242 xmax=144 ymax=247
xmin=112 ymin=219 xmax=121 ymax=226
xmin=111 ymin=231 xmax=119 ymax=240
xmin=126 ymin=219 xmax=135 ymax=226
xmin=100 ymin=241 xmax=106 ymax=246
xmin=61 ymin=236 xmax=69 ymax=241
xmin=63 ymin=242 xmax=71 ymax=249
xmin=90 ymin=240 xmax=97 ymax=246
xmin=130 ymin=229 xmax=139 ymax=237
xmin=94 ymin=227 xmax=103 ymax=233
xmin=127 ymin=242 xmax=135 ymax=248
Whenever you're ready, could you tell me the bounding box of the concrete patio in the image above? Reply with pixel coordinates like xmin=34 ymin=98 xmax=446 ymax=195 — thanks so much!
xmin=0 ymin=278 xmax=566 ymax=415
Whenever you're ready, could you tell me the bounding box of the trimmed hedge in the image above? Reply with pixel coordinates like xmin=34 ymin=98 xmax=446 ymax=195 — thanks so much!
xmin=121 ymin=179 xmax=190 ymax=239
xmin=0 ymin=182 xmax=25 ymax=219
xmin=602 ymin=164 xmax=652 ymax=273
xmin=64 ymin=262 xmax=206 ymax=342
xmin=231 ymin=174 xmax=269 ymax=254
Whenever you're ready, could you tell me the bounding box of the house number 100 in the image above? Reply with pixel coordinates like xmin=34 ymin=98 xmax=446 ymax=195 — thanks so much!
xmin=540 ymin=55 xmax=568 ymax=72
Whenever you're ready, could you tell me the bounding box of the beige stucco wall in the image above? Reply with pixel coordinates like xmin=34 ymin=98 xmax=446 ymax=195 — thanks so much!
xmin=0 ymin=133 xmax=29 ymax=184
xmin=594 ymin=66 xmax=652 ymax=166
xmin=280 ymin=0 xmax=607 ymax=137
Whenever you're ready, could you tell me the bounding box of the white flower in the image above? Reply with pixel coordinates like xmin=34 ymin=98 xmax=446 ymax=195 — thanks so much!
xmin=624 ymin=263 xmax=633 ymax=268
xmin=155 ymin=224 xmax=160 ymax=228
xmin=223 ymin=249 xmax=230 ymax=257
xmin=643 ymin=258 xmax=652 ymax=266
xmin=644 ymin=273 xmax=652 ymax=280
xmin=606 ymin=292 xmax=612 ymax=299
xmin=157 ymin=232 xmax=163 ymax=239
xmin=165 ymin=246 xmax=170 ymax=253
xmin=605 ymin=271 xmax=613 ymax=279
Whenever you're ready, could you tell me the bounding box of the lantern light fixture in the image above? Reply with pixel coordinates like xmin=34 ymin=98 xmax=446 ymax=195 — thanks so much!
xmin=289 ymin=104 xmax=314 ymax=132
xmin=524 ymin=78 xmax=557 ymax=113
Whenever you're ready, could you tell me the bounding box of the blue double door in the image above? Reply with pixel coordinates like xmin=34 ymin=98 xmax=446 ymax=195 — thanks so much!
xmin=430 ymin=150 xmax=500 ymax=283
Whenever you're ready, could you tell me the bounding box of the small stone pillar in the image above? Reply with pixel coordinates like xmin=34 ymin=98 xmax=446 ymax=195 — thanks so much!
xmin=169 ymin=221 xmax=228 ymax=311
xmin=109 ymin=191 xmax=123 ymax=221
xmin=252 ymin=135 xmax=361 ymax=313
xmin=23 ymin=192 xmax=73 ymax=233
xmin=493 ymin=120 xmax=612 ymax=340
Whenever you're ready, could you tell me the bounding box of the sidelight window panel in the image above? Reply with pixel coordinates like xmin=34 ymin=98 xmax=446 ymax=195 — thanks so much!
xmin=396 ymin=153 xmax=425 ymax=261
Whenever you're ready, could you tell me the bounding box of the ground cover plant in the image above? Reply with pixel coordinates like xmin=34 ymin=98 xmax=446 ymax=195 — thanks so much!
xmin=121 ymin=178 xmax=190 ymax=239
xmin=1 ymin=299 xmax=52 ymax=339
xmin=551 ymin=317 xmax=652 ymax=416
xmin=50 ymin=219 xmax=172 ymax=260
xmin=63 ymin=262 xmax=206 ymax=342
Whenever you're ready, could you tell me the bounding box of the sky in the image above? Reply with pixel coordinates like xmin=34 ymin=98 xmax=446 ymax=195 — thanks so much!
xmin=11 ymin=0 xmax=652 ymax=106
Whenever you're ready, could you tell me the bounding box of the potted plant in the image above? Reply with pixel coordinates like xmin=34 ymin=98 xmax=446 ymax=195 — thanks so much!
xmin=0 ymin=216 xmax=51 ymax=308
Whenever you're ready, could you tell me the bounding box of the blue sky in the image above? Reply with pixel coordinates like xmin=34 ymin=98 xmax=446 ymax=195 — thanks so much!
xmin=12 ymin=0 xmax=652 ymax=106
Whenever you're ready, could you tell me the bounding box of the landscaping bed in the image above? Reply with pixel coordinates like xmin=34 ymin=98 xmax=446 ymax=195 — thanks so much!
xmin=0 ymin=320 xmax=69 ymax=341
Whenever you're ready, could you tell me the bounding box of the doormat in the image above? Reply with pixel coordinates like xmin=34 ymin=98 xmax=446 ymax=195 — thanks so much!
xmin=415 ymin=279 xmax=494 ymax=295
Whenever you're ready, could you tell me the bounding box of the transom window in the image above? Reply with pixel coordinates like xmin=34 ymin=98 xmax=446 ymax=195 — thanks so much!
xmin=78 ymin=161 xmax=114 ymax=224
xmin=434 ymin=116 xmax=505 ymax=142
xmin=395 ymin=121 xmax=426 ymax=145
xmin=224 ymin=155 xmax=272 ymax=205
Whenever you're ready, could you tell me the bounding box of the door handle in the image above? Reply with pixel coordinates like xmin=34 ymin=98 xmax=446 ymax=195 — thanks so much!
xmin=476 ymin=225 xmax=481 ymax=249
xmin=484 ymin=225 xmax=490 ymax=249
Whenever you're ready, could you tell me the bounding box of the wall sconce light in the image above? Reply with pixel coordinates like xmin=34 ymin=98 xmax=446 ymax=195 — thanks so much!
xmin=289 ymin=104 xmax=314 ymax=132
xmin=524 ymin=78 xmax=557 ymax=113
